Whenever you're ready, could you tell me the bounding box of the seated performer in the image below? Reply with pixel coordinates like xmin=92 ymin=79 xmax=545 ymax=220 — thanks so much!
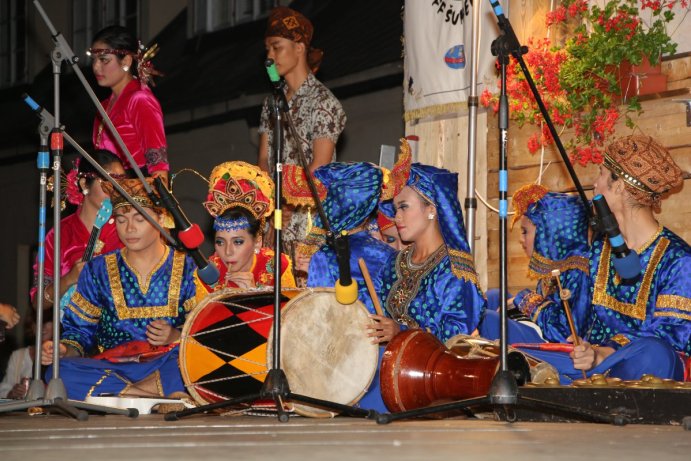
xmin=284 ymin=160 xmax=395 ymax=413
xmin=40 ymin=178 xmax=198 ymax=400
xmin=201 ymin=161 xmax=295 ymax=292
xmin=31 ymin=150 xmax=126 ymax=311
xmin=375 ymin=144 xmax=486 ymax=344
xmin=527 ymin=135 xmax=690 ymax=382
xmin=479 ymin=184 xmax=591 ymax=343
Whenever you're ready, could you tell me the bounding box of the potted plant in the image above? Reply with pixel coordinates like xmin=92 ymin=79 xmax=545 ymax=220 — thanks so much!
xmin=481 ymin=0 xmax=684 ymax=166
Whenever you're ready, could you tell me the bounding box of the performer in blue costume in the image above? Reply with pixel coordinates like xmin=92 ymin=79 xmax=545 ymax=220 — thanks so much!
xmin=41 ymin=178 xmax=198 ymax=400
xmin=376 ymin=144 xmax=486 ymax=344
xmin=285 ymin=160 xmax=395 ymax=412
xmin=525 ymin=135 xmax=690 ymax=383
xmin=480 ymin=184 xmax=591 ymax=344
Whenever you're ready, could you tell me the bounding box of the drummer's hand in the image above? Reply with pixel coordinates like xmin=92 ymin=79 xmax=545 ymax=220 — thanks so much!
xmin=146 ymin=320 xmax=180 ymax=346
xmin=41 ymin=340 xmax=67 ymax=365
xmin=0 ymin=303 xmax=20 ymax=328
xmin=568 ymin=335 xmax=614 ymax=370
xmin=225 ymin=271 xmax=256 ymax=289
xmin=366 ymin=315 xmax=400 ymax=344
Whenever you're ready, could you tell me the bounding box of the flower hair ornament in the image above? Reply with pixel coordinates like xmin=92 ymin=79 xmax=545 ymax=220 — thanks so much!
xmin=204 ymin=162 xmax=275 ymax=232
xmin=46 ymin=159 xmax=87 ymax=210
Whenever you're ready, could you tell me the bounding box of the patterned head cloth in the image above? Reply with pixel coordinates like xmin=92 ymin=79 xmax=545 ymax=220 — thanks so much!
xmin=312 ymin=162 xmax=383 ymax=233
xmin=101 ymin=177 xmax=174 ymax=228
xmin=204 ymin=161 xmax=274 ymax=232
xmin=516 ymin=187 xmax=590 ymax=280
xmin=381 ymin=161 xmax=477 ymax=283
xmin=603 ymin=135 xmax=683 ymax=212
xmin=265 ymin=6 xmax=324 ymax=73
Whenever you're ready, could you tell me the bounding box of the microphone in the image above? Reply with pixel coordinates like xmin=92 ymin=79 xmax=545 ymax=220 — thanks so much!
xmin=264 ymin=59 xmax=290 ymax=109
xmin=592 ymin=194 xmax=642 ymax=283
xmin=332 ymin=231 xmax=358 ymax=305
xmin=153 ymin=178 xmax=220 ymax=286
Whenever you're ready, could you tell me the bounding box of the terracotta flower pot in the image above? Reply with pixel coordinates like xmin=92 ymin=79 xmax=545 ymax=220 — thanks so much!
xmin=617 ymin=56 xmax=667 ymax=99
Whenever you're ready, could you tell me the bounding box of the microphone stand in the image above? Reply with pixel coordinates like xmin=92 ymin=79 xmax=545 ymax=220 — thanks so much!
xmin=374 ymin=1 xmax=626 ymax=426
xmin=0 ymin=98 xmax=138 ymax=419
xmin=166 ymin=68 xmax=369 ymax=422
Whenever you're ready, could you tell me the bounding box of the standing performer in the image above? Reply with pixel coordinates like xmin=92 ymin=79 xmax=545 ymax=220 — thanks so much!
xmin=201 ymin=161 xmax=295 ymax=292
xmin=90 ymin=25 xmax=169 ymax=183
xmin=257 ymin=6 xmax=346 ymax=284
xmin=40 ymin=178 xmax=197 ymax=400
xmin=479 ymin=184 xmax=592 ymax=343
xmin=528 ymin=135 xmax=690 ymax=382
xmin=31 ymin=150 xmax=125 ymax=311
xmin=374 ymin=144 xmax=486 ymax=344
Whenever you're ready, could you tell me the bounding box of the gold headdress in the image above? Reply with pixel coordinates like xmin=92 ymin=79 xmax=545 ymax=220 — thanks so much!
xmin=204 ymin=161 xmax=275 ymax=222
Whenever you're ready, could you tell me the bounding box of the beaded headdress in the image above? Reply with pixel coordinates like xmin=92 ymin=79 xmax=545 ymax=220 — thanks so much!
xmin=510 ymin=183 xmax=549 ymax=229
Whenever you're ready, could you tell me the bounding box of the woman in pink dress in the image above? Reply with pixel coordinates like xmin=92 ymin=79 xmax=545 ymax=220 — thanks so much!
xmin=89 ymin=25 xmax=168 ymax=183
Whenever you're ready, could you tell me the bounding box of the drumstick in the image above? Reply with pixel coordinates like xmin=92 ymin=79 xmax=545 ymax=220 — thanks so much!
xmin=358 ymin=258 xmax=385 ymax=317
xmin=551 ymin=269 xmax=587 ymax=379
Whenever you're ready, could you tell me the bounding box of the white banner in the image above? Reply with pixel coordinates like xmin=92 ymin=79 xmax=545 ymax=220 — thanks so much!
xmin=404 ymin=0 xmax=499 ymax=121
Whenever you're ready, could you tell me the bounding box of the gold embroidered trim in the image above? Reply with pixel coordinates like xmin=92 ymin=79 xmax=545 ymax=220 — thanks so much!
xmin=72 ymin=292 xmax=103 ymax=319
xmin=385 ymin=244 xmax=446 ymax=328
xmin=120 ymin=246 xmax=171 ymax=295
xmin=108 ymin=249 xmax=185 ymax=320
xmin=448 ymin=248 xmax=479 ymax=285
xmin=528 ymin=253 xmax=590 ymax=281
xmin=609 ymin=334 xmax=631 ymax=347
xmin=183 ymin=297 xmax=196 ymax=312
xmin=87 ymin=370 xmax=113 ymax=397
xmin=656 ymin=294 xmax=691 ymax=312
xmin=61 ymin=339 xmax=84 ymax=357
xmin=654 ymin=311 xmax=691 ymax=321
xmin=67 ymin=305 xmax=100 ymax=324
xmin=592 ymin=238 xmax=668 ymax=321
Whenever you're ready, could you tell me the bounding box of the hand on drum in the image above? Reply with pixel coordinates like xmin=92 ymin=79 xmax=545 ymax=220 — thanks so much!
xmin=224 ymin=271 xmax=256 ymax=289
xmin=146 ymin=319 xmax=180 ymax=346
xmin=366 ymin=314 xmax=400 ymax=344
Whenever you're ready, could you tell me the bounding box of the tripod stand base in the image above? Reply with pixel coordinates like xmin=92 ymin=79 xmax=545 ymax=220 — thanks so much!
xmin=165 ymin=367 xmax=375 ymax=422
xmin=0 ymin=397 xmax=139 ymax=420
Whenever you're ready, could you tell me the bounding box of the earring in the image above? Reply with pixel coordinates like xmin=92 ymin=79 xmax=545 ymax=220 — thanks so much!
xmin=254 ymin=248 xmax=260 ymax=254
xmin=122 ymin=65 xmax=130 ymax=72
xmin=82 ymin=189 xmax=89 ymax=196
xmin=428 ymin=213 xmax=435 ymax=220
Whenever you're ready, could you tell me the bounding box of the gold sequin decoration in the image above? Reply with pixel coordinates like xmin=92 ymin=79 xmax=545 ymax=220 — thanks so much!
xmin=592 ymin=238 xmax=668 ymax=321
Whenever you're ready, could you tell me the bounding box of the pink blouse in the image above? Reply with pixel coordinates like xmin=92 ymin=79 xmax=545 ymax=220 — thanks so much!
xmin=92 ymin=79 xmax=169 ymax=174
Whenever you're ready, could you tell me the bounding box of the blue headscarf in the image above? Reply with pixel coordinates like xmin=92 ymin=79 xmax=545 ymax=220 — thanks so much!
xmin=523 ymin=192 xmax=590 ymax=279
xmin=311 ymin=161 xmax=383 ymax=233
xmin=382 ymin=163 xmax=477 ymax=283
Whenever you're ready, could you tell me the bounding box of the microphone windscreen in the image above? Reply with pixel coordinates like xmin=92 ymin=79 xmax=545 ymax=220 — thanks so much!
xmin=178 ymin=223 xmax=204 ymax=249
xmin=612 ymin=251 xmax=642 ymax=281
xmin=197 ymin=261 xmax=220 ymax=286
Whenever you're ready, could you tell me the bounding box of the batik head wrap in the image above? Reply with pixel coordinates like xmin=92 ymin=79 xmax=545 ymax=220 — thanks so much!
xmin=381 ymin=153 xmax=477 ymax=283
xmin=204 ymin=161 xmax=274 ymax=233
xmin=603 ymin=135 xmax=683 ymax=212
xmin=265 ymin=6 xmax=323 ymax=73
xmin=512 ymin=184 xmax=590 ymax=280
xmin=101 ymin=177 xmax=174 ymax=228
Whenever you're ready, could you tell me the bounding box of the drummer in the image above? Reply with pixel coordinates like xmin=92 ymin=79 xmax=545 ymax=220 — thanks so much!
xmin=283 ymin=159 xmax=395 ymax=412
xmin=374 ymin=142 xmax=486 ymax=344
xmin=40 ymin=178 xmax=197 ymax=400
xmin=479 ymin=184 xmax=591 ymax=344
xmin=201 ymin=161 xmax=295 ymax=292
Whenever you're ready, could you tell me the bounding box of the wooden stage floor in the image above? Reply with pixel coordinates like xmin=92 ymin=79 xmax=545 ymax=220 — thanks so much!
xmin=1 ymin=412 xmax=689 ymax=461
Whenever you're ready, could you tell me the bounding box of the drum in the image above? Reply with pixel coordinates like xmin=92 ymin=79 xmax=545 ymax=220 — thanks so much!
xmin=179 ymin=288 xmax=303 ymax=406
xmin=446 ymin=334 xmax=558 ymax=385
xmin=267 ymin=288 xmax=379 ymax=418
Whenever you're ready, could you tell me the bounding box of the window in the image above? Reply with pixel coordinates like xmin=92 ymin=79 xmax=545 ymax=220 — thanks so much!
xmin=72 ymin=0 xmax=140 ymax=58
xmin=0 ymin=0 xmax=27 ymax=88
xmin=192 ymin=0 xmax=273 ymax=35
